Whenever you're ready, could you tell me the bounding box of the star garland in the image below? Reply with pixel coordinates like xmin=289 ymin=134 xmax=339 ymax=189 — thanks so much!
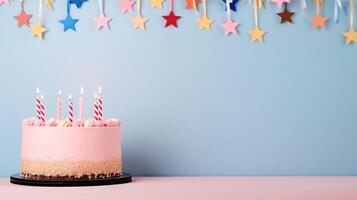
xmin=119 ymin=0 xmax=135 ymax=14
xmin=131 ymin=0 xmax=148 ymax=30
xmin=196 ymin=0 xmax=213 ymax=31
xmin=221 ymin=0 xmax=239 ymax=36
xmin=14 ymin=0 xmax=32 ymax=28
xmin=162 ymin=0 xmax=181 ymax=28
xmin=277 ymin=2 xmax=294 ymax=24
xmin=59 ymin=0 xmax=79 ymax=32
xmin=1 ymin=0 xmax=356 ymax=44
xmin=94 ymin=0 xmax=112 ymax=30
xmin=342 ymin=0 xmax=357 ymax=44
xmin=248 ymin=0 xmax=266 ymax=42
xmin=311 ymin=0 xmax=328 ymax=29
xmin=150 ymin=0 xmax=164 ymax=9
xmin=30 ymin=0 xmax=47 ymax=39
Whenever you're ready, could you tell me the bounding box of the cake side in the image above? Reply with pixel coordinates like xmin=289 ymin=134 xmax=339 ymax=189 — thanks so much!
xmin=21 ymin=126 xmax=122 ymax=180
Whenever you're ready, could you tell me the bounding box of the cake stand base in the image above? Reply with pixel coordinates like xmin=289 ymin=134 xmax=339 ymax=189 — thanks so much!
xmin=10 ymin=173 xmax=132 ymax=187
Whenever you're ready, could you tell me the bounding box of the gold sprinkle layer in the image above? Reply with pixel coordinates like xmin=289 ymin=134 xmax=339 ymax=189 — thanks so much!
xmin=21 ymin=158 xmax=122 ymax=179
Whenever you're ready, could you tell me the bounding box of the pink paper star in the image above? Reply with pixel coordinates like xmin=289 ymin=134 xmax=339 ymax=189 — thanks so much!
xmin=0 ymin=0 xmax=10 ymax=6
xmin=271 ymin=0 xmax=290 ymax=7
xmin=94 ymin=13 xmax=112 ymax=30
xmin=119 ymin=0 xmax=135 ymax=14
xmin=220 ymin=18 xmax=239 ymax=36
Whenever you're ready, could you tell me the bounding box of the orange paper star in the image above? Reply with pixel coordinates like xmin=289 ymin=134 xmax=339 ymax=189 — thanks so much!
xmin=131 ymin=14 xmax=148 ymax=30
xmin=311 ymin=14 xmax=328 ymax=29
xmin=14 ymin=10 xmax=32 ymax=28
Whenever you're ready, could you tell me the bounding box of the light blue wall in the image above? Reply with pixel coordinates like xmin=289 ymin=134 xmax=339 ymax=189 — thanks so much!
xmin=0 ymin=0 xmax=356 ymax=176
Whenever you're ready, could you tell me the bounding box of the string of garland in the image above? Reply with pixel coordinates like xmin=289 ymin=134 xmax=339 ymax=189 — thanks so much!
xmin=3 ymin=0 xmax=357 ymax=44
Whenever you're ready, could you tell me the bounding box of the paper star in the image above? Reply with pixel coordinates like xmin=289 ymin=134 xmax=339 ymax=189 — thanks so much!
xmin=0 ymin=0 xmax=9 ymax=6
xmin=197 ymin=15 xmax=213 ymax=31
xmin=277 ymin=7 xmax=294 ymax=24
xmin=30 ymin=23 xmax=47 ymax=39
xmin=220 ymin=18 xmax=239 ymax=35
xmin=70 ymin=0 xmax=88 ymax=9
xmin=131 ymin=14 xmax=148 ymax=30
xmin=162 ymin=11 xmax=181 ymax=28
xmin=150 ymin=0 xmax=164 ymax=9
xmin=59 ymin=14 xmax=79 ymax=32
xmin=271 ymin=0 xmax=290 ymax=7
xmin=94 ymin=13 xmax=112 ymax=30
xmin=222 ymin=0 xmax=239 ymax=12
xmin=46 ymin=0 xmax=55 ymax=10
xmin=186 ymin=0 xmax=200 ymax=9
xmin=119 ymin=0 xmax=135 ymax=14
xmin=342 ymin=27 xmax=357 ymax=44
xmin=311 ymin=14 xmax=328 ymax=29
xmin=14 ymin=11 xmax=32 ymax=28
xmin=248 ymin=26 xmax=266 ymax=42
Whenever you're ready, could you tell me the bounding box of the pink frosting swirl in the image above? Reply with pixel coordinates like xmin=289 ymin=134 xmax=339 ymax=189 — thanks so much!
xmin=45 ymin=119 xmax=58 ymax=127
xmin=74 ymin=119 xmax=85 ymax=127
xmin=93 ymin=120 xmax=105 ymax=127
xmin=104 ymin=119 xmax=121 ymax=127
xmin=22 ymin=118 xmax=36 ymax=126
xmin=23 ymin=118 xmax=45 ymax=126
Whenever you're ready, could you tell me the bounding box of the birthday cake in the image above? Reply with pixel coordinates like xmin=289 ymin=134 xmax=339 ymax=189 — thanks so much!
xmin=20 ymin=87 xmax=122 ymax=180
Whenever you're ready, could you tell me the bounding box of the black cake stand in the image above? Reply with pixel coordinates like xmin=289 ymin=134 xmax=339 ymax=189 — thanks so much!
xmin=10 ymin=173 xmax=132 ymax=187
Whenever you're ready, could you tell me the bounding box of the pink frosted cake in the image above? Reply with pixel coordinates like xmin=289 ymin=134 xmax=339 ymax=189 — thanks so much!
xmin=21 ymin=87 xmax=122 ymax=180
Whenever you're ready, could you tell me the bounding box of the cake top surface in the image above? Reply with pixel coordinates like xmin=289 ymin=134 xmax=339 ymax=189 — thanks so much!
xmin=25 ymin=86 xmax=120 ymax=127
xmin=23 ymin=118 xmax=120 ymax=127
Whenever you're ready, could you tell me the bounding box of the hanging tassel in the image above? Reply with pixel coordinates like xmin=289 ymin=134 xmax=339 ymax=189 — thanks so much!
xmin=334 ymin=0 xmax=343 ymax=23
xmin=301 ymin=0 xmax=307 ymax=13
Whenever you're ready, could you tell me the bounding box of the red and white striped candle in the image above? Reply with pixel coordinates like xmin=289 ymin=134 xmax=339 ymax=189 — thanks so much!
xmin=97 ymin=86 xmax=103 ymax=121
xmin=40 ymin=94 xmax=45 ymax=124
xmin=68 ymin=94 xmax=74 ymax=126
xmin=56 ymin=90 xmax=62 ymax=120
xmin=94 ymin=93 xmax=100 ymax=121
xmin=36 ymin=88 xmax=42 ymax=120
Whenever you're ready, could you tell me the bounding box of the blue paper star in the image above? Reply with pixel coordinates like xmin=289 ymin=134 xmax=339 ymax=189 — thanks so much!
xmin=70 ymin=0 xmax=88 ymax=9
xmin=59 ymin=14 xmax=79 ymax=32
xmin=222 ymin=0 xmax=239 ymax=12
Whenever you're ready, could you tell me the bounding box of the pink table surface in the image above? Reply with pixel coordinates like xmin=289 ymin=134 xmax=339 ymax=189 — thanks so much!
xmin=1 ymin=176 xmax=357 ymax=200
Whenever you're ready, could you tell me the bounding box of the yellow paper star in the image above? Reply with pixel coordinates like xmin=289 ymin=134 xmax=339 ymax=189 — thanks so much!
xmin=248 ymin=26 xmax=266 ymax=42
xmin=196 ymin=15 xmax=213 ymax=31
xmin=131 ymin=14 xmax=148 ymax=30
xmin=30 ymin=23 xmax=47 ymax=39
xmin=150 ymin=0 xmax=164 ymax=9
xmin=47 ymin=0 xmax=54 ymax=10
xmin=342 ymin=27 xmax=357 ymax=44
